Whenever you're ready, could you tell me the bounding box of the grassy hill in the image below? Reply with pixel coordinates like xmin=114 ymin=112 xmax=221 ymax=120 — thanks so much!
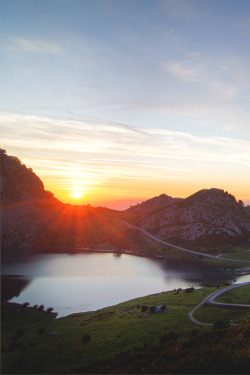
xmin=2 ymin=285 xmax=250 ymax=374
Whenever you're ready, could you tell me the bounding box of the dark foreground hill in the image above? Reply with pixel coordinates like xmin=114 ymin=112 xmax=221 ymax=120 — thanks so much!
xmin=1 ymin=149 xmax=250 ymax=259
xmin=87 ymin=320 xmax=250 ymax=374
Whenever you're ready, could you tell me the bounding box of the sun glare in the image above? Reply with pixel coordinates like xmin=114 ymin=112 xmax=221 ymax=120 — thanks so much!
xmin=71 ymin=190 xmax=83 ymax=199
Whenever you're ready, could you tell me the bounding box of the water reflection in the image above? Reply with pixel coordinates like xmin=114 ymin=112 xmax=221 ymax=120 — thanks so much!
xmin=153 ymin=258 xmax=241 ymax=285
xmin=1 ymin=253 xmax=249 ymax=317
xmin=1 ymin=275 xmax=31 ymax=302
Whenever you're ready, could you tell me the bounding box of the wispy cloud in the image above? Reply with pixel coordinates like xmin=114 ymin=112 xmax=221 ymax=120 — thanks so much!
xmin=165 ymin=53 xmax=208 ymax=83
xmin=1 ymin=112 xmax=249 ymax=167
xmin=1 ymin=112 xmax=249 ymax=202
xmin=8 ymin=37 xmax=62 ymax=55
xmin=165 ymin=53 xmax=250 ymax=102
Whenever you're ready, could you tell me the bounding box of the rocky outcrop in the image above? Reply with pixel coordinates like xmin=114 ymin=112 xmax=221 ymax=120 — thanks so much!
xmin=126 ymin=188 xmax=250 ymax=249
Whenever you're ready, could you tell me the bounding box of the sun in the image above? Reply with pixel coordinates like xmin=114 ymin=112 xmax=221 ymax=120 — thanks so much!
xmin=71 ymin=190 xmax=83 ymax=199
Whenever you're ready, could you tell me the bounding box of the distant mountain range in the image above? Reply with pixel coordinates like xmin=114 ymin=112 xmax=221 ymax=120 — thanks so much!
xmin=1 ymin=149 xmax=250 ymax=259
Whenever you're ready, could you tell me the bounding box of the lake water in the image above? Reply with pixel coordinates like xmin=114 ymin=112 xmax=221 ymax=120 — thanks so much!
xmin=2 ymin=252 xmax=250 ymax=317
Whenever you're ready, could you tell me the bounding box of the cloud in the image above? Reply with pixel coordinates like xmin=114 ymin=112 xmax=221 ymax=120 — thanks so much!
xmin=8 ymin=37 xmax=62 ymax=55
xmin=165 ymin=53 xmax=208 ymax=83
xmin=1 ymin=111 xmax=249 ymax=203
xmin=165 ymin=53 xmax=250 ymax=101
xmin=1 ymin=112 xmax=249 ymax=169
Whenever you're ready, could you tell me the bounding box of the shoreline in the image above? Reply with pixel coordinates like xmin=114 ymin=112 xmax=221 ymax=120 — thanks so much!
xmin=34 ymin=246 xmax=250 ymax=270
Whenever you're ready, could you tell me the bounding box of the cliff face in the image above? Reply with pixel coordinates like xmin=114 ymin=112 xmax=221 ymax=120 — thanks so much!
xmin=126 ymin=188 xmax=250 ymax=249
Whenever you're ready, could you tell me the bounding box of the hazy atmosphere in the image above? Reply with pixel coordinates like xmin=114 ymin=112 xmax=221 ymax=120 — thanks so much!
xmin=1 ymin=0 xmax=250 ymax=208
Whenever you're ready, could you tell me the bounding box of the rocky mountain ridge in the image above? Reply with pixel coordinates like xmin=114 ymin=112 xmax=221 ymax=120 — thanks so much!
xmin=1 ymin=149 xmax=250 ymax=257
xmin=126 ymin=188 xmax=250 ymax=249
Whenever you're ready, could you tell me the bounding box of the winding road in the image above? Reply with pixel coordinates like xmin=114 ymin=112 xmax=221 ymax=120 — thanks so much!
xmin=103 ymin=218 xmax=250 ymax=263
xmin=188 ymin=282 xmax=250 ymax=326
xmin=80 ymin=217 xmax=250 ymax=326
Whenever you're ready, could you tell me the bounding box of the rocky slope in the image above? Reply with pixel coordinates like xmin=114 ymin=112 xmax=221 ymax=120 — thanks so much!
xmin=126 ymin=188 xmax=250 ymax=249
xmin=125 ymin=193 xmax=181 ymax=216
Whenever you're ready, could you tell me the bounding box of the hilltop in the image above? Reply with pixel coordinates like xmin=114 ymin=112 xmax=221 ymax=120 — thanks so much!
xmin=125 ymin=188 xmax=250 ymax=250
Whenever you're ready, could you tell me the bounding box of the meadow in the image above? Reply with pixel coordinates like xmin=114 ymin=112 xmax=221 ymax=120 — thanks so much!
xmin=2 ymin=285 xmax=250 ymax=373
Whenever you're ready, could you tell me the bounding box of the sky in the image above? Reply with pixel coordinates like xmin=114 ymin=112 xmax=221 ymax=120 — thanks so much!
xmin=0 ymin=0 xmax=250 ymax=209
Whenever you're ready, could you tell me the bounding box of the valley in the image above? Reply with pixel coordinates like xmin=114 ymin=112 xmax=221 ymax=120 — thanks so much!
xmin=1 ymin=149 xmax=250 ymax=374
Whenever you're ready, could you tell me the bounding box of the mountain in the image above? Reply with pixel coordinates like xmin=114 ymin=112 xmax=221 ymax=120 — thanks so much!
xmin=1 ymin=150 xmax=53 ymax=205
xmin=0 ymin=149 xmax=64 ymax=257
xmin=1 ymin=149 xmax=250 ymax=259
xmin=125 ymin=193 xmax=181 ymax=216
xmin=0 ymin=149 xmax=113 ymax=258
xmin=125 ymin=188 xmax=250 ymax=249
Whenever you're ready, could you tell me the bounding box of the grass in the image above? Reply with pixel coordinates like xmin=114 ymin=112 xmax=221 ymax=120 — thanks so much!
xmin=2 ymin=285 xmax=250 ymax=374
xmin=216 ymin=284 xmax=250 ymax=304
xmin=219 ymin=252 xmax=250 ymax=261
xmin=192 ymin=284 xmax=250 ymax=325
xmin=193 ymin=304 xmax=250 ymax=325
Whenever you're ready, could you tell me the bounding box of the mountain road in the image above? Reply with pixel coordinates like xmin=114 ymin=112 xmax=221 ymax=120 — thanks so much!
xmin=103 ymin=218 xmax=250 ymax=263
xmin=188 ymin=282 xmax=250 ymax=326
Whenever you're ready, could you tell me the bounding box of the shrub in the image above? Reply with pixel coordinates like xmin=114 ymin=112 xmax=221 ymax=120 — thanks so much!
xmin=38 ymin=327 xmax=45 ymax=335
xmin=213 ymin=320 xmax=230 ymax=330
xmin=141 ymin=305 xmax=148 ymax=312
xmin=185 ymin=287 xmax=194 ymax=293
xmin=149 ymin=306 xmax=156 ymax=313
xmin=81 ymin=334 xmax=91 ymax=343
xmin=16 ymin=329 xmax=23 ymax=337
xmin=159 ymin=332 xmax=178 ymax=343
xmin=38 ymin=305 xmax=44 ymax=311
xmin=46 ymin=307 xmax=53 ymax=313
xmin=161 ymin=304 xmax=166 ymax=312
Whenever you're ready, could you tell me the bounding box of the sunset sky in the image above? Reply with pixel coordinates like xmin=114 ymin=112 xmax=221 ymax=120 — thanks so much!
xmin=1 ymin=0 xmax=250 ymax=209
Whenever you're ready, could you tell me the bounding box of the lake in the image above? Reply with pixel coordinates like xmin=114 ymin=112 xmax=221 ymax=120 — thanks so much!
xmin=2 ymin=252 xmax=250 ymax=317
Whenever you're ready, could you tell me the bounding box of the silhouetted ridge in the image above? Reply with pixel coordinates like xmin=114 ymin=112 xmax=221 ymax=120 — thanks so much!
xmin=1 ymin=149 xmax=249 ymax=257
xmin=125 ymin=193 xmax=179 ymax=216
xmin=186 ymin=188 xmax=237 ymax=203
xmin=0 ymin=148 xmax=56 ymax=205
